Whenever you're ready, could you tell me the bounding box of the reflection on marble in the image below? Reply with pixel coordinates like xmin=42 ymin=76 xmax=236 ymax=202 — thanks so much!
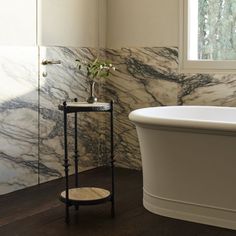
xmin=0 ymin=46 xmax=38 ymax=194
xmin=39 ymin=47 xmax=106 ymax=183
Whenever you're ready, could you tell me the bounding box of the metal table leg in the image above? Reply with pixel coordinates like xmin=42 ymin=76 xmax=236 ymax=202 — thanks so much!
xmin=63 ymin=101 xmax=70 ymax=223
xmin=74 ymin=98 xmax=79 ymax=211
xmin=110 ymin=100 xmax=115 ymax=217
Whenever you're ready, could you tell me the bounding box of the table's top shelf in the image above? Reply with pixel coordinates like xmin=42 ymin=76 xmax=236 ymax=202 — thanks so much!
xmin=58 ymin=102 xmax=112 ymax=113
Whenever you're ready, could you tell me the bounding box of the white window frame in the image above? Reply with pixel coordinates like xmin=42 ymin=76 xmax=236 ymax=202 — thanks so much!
xmin=179 ymin=0 xmax=236 ymax=73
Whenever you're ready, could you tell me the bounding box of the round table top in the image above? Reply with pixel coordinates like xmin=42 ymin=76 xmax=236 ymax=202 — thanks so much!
xmin=58 ymin=101 xmax=112 ymax=112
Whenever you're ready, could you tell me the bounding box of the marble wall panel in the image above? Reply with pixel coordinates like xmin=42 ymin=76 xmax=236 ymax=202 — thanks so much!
xmin=39 ymin=47 xmax=106 ymax=183
xmin=101 ymin=47 xmax=236 ymax=170
xmin=0 ymin=46 xmax=38 ymax=194
xmin=102 ymin=47 xmax=180 ymax=169
xmin=2 ymin=45 xmax=236 ymax=194
xmin=179 ymin=73 xmax=236 ymax=106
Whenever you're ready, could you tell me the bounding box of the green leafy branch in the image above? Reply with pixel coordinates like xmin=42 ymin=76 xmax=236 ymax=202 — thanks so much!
xmin=76 ymin=58 xmax=116 ymax=80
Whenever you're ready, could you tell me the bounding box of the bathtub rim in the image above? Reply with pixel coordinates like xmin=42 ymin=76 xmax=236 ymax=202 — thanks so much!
xmin=129 ymin=106 xmax=236 ymax=135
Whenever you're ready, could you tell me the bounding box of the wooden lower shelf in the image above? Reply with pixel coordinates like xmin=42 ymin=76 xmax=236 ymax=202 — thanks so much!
xmin=60 ymin=187 xmax=111 ymax=205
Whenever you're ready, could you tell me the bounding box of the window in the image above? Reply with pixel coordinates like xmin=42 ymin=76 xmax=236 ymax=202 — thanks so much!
xmin=180 ymin=0 xmax=236 ymax=72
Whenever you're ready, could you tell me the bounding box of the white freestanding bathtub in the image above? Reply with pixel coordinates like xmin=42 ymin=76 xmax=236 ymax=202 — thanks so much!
xmin=129 ymin=106 xmax=236 ymax=230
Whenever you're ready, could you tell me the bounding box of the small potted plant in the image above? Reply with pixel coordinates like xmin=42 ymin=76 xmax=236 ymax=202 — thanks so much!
xmin=76 ymin=57 xmax=115 ymax=103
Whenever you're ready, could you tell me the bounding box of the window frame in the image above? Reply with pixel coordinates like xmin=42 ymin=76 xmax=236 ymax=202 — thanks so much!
xmin=179 ymin=0 xmax=236 ymax=73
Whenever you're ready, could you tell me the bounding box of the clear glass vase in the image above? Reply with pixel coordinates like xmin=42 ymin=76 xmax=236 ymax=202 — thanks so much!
xmin=87 ymin=80 xmax=97 ymax=103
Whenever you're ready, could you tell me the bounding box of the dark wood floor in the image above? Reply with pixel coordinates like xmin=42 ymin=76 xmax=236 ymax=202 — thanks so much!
xmin=0 ymin=167 xmax=236 ymax=236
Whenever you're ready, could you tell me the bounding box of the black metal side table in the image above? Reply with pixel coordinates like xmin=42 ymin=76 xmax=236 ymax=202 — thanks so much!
xmin=58 ymin=100 xmax=115 ymax=223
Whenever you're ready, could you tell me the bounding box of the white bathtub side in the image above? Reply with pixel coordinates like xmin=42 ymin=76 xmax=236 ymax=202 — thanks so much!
xmin=136 ymin=125 xmax=236 ymax=230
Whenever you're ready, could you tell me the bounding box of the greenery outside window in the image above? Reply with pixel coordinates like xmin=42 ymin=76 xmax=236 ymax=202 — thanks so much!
xmin=180 ymin=0 xmax=236 ymax=72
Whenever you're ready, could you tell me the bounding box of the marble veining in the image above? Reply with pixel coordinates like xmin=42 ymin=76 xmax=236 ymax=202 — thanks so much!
xmin=0 ymin=46 xmax=107 ymax=193
xmin=0 ymin=47 xmax=38 ymax=194
xmin=103 ymin=47 xmax=179 ymax=169
xmin=102 ymin=47 xmax=236 ymax=169
xmin=1 ymin=45 xmax=236 ymax=194
xmin=179 ymin=74 xmax=236 ymax=106
xmin=39 ymin=47 xmax=106 ymax=183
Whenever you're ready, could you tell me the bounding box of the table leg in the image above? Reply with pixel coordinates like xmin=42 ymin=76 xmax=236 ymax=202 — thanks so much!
xmin=110 ymin=100 xmax=115 ymax=218
xmin=63 ymin=102 xmax=70 ymax=223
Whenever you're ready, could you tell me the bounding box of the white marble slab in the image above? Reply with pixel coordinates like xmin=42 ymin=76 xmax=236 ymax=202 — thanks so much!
xmin=39 ymin=47 xmax=106 ymax=183
xmin=1 ymin=45 xmax=236 ymax=194
xmin=0 ymin=46 xmax=38 ymax=194
xmin=102 ymin=47 xmax=236 ymax=169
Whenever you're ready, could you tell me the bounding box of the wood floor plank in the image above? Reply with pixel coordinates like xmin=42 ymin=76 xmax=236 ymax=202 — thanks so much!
xmin=0 ymin=167 xmax=235 ymax=236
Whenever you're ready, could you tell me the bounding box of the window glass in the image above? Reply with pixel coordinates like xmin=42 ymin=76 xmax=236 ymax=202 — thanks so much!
xmin=181 ymin=0 xmax=236 ymax=72
xmin=188 ymin=0 xmax=236 ymax=61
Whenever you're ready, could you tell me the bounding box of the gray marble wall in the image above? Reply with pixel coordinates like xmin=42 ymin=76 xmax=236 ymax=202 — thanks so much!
xmin=0 ymin=46 xmax=38 ymax=194
xmin=103 ymin=47 xmax=236 ymax=169
xmin=39 ymin=47 xmax=107 ymax=183
xmin=0 ymin=46 xmax=107 ymax=194
xmin=1 ymin=45 xmax=236 ymax=194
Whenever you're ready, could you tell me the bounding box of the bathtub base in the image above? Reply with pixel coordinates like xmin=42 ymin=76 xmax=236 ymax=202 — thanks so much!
xmin=129 ymin=106 xmax=236 ymax=231
xmin=143 ymin=190 xmax=236 ymax=230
